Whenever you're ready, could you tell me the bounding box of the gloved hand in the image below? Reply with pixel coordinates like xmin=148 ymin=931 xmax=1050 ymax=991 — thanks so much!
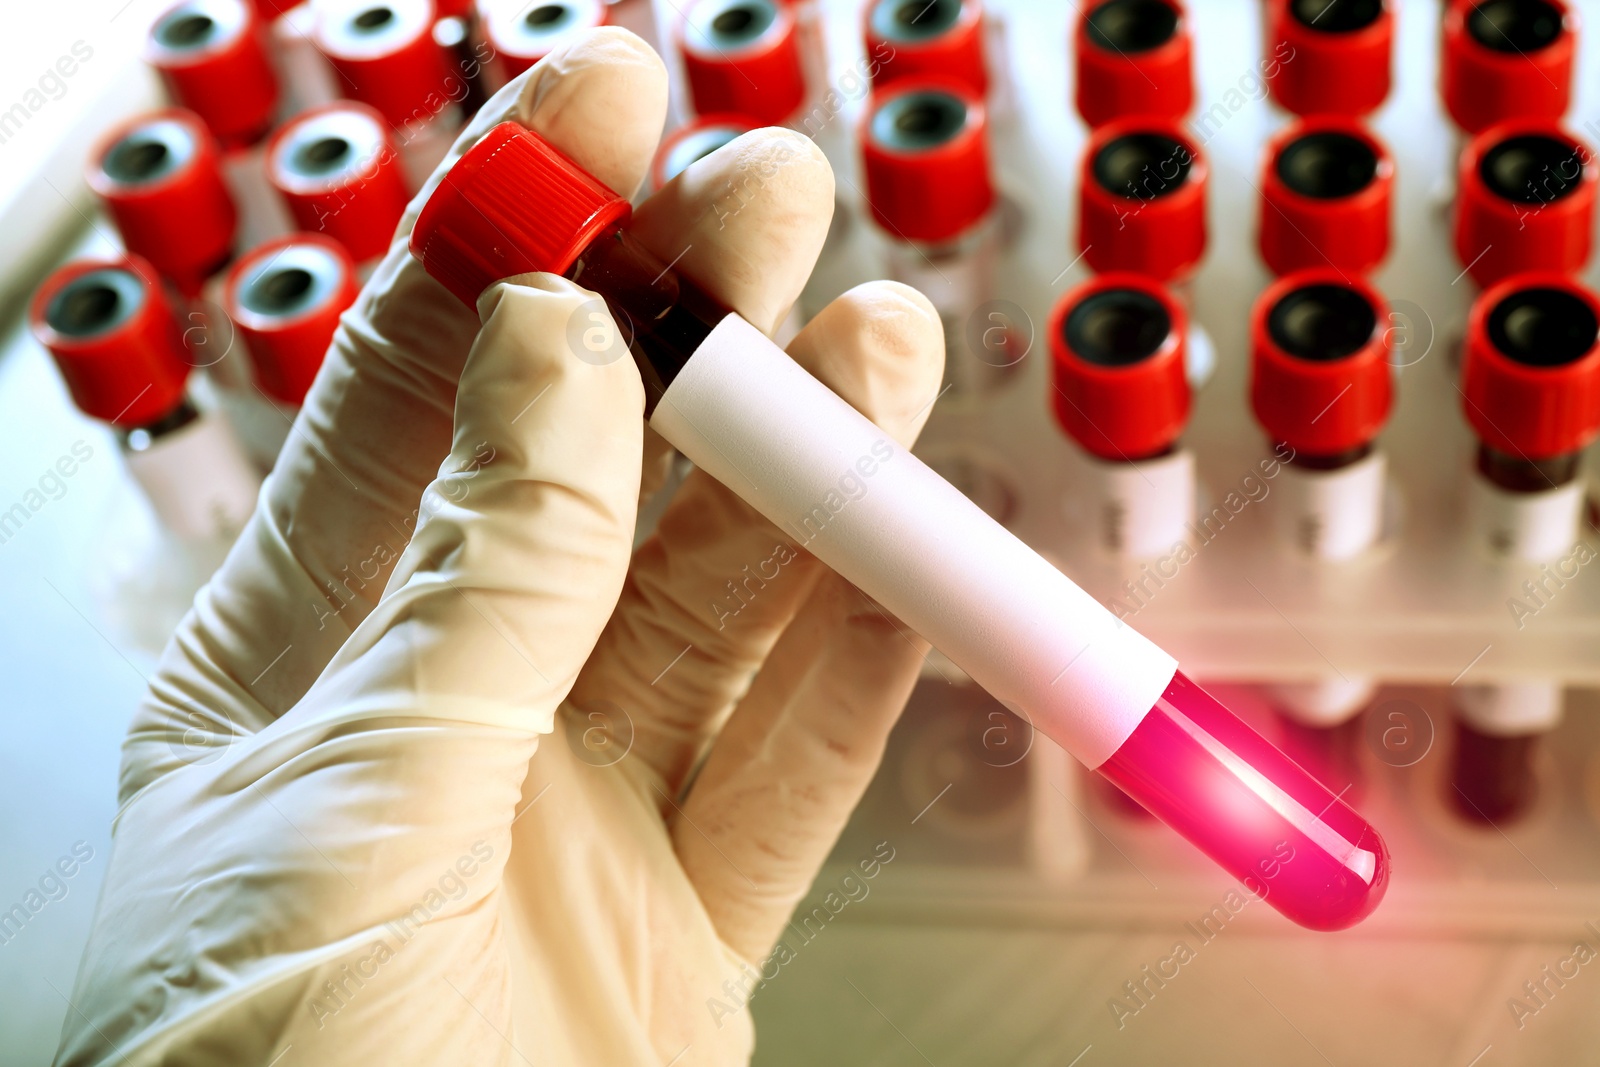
xmin=54 ymin=27 xmax=944 ymax=1067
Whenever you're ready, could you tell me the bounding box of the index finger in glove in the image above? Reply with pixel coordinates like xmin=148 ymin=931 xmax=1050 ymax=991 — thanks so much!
xmin=123 ymin=30 xmax=667 ymax=801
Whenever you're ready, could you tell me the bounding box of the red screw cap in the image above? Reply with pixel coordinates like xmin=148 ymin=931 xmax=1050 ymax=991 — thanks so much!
xmin=224 ymin=235 xmax=359 ymax=406
xmin=1079 ymin=117 xmax=1206 ymax=283
xmin=268 ymin=102 xmax=410 ymax=265
xmin=1074 ymin=0 xmax=1193 ymax=128
xmin=861 ymin=80 xmax=994 ymax=245
xmin=1442 ymin=0 xmax=1575 ymax=135
xmin=315 ymin=0 xmax=454 ymax=129
xmin=1259 ymin=117 xmax=1393 ymax=277
xmin=1050 ymin=273 xmax=1190 ymax=462
xmin=650 ymin=114 xmax=755 ymax=192
xmin=433 ymin=0 xmax=475 ymax=17
xmin=486 ymin=0 xmax=609 ymax=82
xmin=88 ymin=110 xmax=238 ymax=298
xmin=1266 ymin=0 xmax=1393 ymax=118
xmin=678 ymin=0 xmax=807 ymax=126
xmin=1454 ymin=119 xmax=1595 ymax=288
xmin=30 ymin=256 xmax=192 ymax=428
xmin=865 ymin=0 xmax=988 ymax=98
xmin=1250 ymin=270 xmax=1393 ymax=457
xmin=146 ymin=0 xmax=279 ymax=150
xmin=411 ymin=121 xmax=631 ymax=306
xmin=1463 ymin=272 xmax=1600 ymax=459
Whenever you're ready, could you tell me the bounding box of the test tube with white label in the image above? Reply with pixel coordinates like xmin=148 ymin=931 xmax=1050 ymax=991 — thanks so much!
xmin=31 ymin=256 xmax=259 ymax=544
xmin=1264 ymin=0 xmax=1392 ymax=118
xmin=861 ymin=79 xmax=1016 ymax=396
xmin=866 ymin=0 xmax=989 ymax=100
xmin=1250 ymin=270 xmax=1395 ymax=790
xmin=676 ymin=0 xmax=808 ymax=127
xmin=1050 ymin=274 xmax=1193 ymax=559
xmin=481 ymin=0 xmax=609 ymax=89
xmin=1073 ymin=0 xmax=1192 ymax=129
xmin=1454 ymin=272 xmax=1600 ymax=821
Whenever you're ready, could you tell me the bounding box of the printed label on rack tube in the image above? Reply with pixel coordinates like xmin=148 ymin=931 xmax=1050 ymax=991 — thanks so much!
xmin=650 ymin=314 xmax=1177 ymax=767
xmin=1456 ymin=681 xmax=1563 ymax=736
xmin=124 ymin=412 xmax=259 ymax=542
xmin=1084 ymin=449 xmax=1194 ymax=559
xmin=1275 ymin=451 xmax=1386 ymax=561
xmin=1471 ymin=476 xmax=1584 ymax=564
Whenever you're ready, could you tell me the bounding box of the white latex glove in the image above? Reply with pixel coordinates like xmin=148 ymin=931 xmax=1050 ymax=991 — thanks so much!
xmin=54 ymin=28 xmax=944 ymax=1067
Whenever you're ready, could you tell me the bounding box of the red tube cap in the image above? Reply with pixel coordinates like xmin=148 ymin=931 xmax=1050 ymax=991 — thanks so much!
xmin=1454 ymin=120 xmax=1595 ymax=288
xmin=1074 ymin=0 xmax=1193 ymax=128
xmin=865 ymin=0 xmax=988 ymax=98
xmin=861 ymin=81 xmax=994 ymax=245
xmin=88 ymin=110 xmax=237 ymax=298
xmin=268 ymin=102 xmax=409 ymax=265
xmin=411 ymin=122 xmax=631 ymax=306
xmin=1266 ymin=0 xmax=1393 ymax=118
xmin=1443 ymin=0 xmax=1575 ymax=135
xmin=1463 ymin=272 xmax=1600 ymax=459
xmin=315 ymin=0 xmax=454 ymax=129
xmin=1250 ymin=270 xmax=1393 ymax=457
xmin=1079 ymin=117 xmax=1206 ymax=283
xmin=225 ymin=235 xmax=359 ymax=406
xmin=1050 ymin=273 xmax=1190 ymax=461
xmin=678 ymin=0 xmax=807 ymax=126
xmin=486 ymin=0 xmax=609 ymax=82
xmin=30 ymin=256 xmax=191 ymax=428
xmin=650 ymin=114 xmax=755 ymax=192
xmin=1259 ymin=117 xmax=1393 ymax=276
xmin=146 ymin=0 xmax=279 ymax=149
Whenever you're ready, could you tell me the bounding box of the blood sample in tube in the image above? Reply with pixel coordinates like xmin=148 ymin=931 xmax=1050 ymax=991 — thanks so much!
xmin=1452 ymin=682 xmax=1561 ymax=824
xmin=146 ymin=0 xmax=280 ymax=150
xmin=865 ymin=0 xmax=988 ymax=98
xmin=408 ymin=121 xmax=1390 ymax=930
xmin=1251 ymin=270 xmax=1393 ymax=561
xmin=314 ymin=0 xmax=458 ymax=179
xmin=224 ymin=235 xmax=359 ymax=408
xmin=1454 ymin=120 xmax=1595 ymax=289
xmin=861 ymin=80 xmax=1015 ymax=395
xmin=31 ymin=257 xmax=259 ymax=543
xmin=1461 ymin=273 xmax=1600 ymax=562
xmin=484 ymin=0 xmax=609 ymax=84
xmin=1442 ymin=0 xmax=1574 ymax=136
xmin=1259 ymin=118 xmax=1393 ymax=277
xmin=88 ymin=111 xmax=238 ymax=299
xmin=1266 ymin=0 xmax=1392 ymax=118
xmin=677 ymin=0 xmax=807 ymax=126
xmin=1079 ymin=117 xmax=1206 ymax=284
xmin=267 ymin=102 xmax=409 ymax=271
xmin=1074 ymin=0 xmax=1192 ymax=128
xmin=1050 ymin=274 xmax=1193 ymax=559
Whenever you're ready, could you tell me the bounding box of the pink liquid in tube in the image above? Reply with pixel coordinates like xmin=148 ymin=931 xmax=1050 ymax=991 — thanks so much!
xmin=409 ymin=121 xmax=1391 ymax=931
xmin=1099 ymin=672 xmax=1386 ymax=930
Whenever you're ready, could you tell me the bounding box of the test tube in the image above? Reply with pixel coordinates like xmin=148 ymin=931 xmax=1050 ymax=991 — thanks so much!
xmin=865 ymin=0 xmax=989 ymax=99
xmin=1073 ymin=0 xmax=1193 ymax=128
xmin=481 ymin=0 xmax=609 ymax=86
xmin=1078 ymin=116 xmax=1206 ymax=286
xmin=145 ymin=0 xmax=280 ymax=151
xmin=314 ymin=0 xmax=461 ymax=188
xmin=1453 ymin=120 xmax=1594 ymax=290
xmin=266 ymin=102 xmax=410 ymax=275
xmin=1049 ymin=274 xmax=1193 ymax=559
xmin=676 ymin=0 xmax=808 ymax=127
xmin=860 ymin=80 xmax=1015 ymax=396
xmin=1250 ymin=271 xmax=1393 ymax=788
xmin=409 ymin=121 xmax=1391 ymax=930
xmin=30 ymin=257 xmax=259 ymax=544
xmin=223 ymin=234 xmax=359 ymax=418
xmin=1454 ymin=274 xmax=1600 ymax=822
xmin=88 ymin=111 xmax=238 ymax=299
xmin=1265 ymin=0 xmax=1393 ymax=118
xmin=1259 ymin=117 xmax=1392 ymax=278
